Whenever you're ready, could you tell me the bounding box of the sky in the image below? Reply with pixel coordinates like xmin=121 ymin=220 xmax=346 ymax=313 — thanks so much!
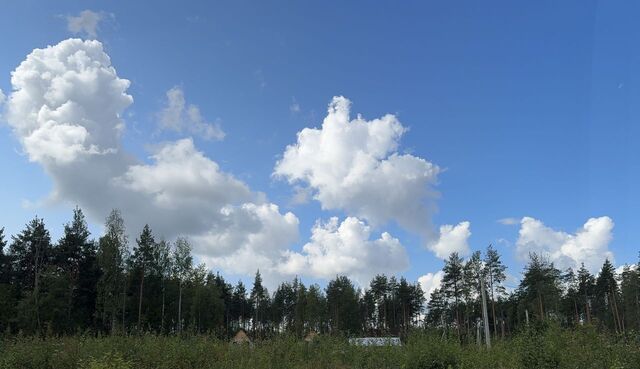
xmin=0 ymin=1 xmax=639 ymax=294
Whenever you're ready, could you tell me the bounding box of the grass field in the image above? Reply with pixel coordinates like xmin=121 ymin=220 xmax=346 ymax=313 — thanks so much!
xmin=1 ymin=325 xmax=639 ymax=369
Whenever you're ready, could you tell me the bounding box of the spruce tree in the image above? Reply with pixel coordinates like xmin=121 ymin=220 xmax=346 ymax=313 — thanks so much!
xmin=132 ymin=224 xmax=156 ymax=331
xmin=56 ymin=207 xmax=93 ymax=332
xmin=9 ymin=217 xmax=52 ymax=332
xmin=577 ymin=263 xmax=595 ymax=324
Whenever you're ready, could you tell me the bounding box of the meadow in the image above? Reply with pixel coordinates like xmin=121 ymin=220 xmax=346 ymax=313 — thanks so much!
xmin=1 ymin=325 xmax=639 ymax=369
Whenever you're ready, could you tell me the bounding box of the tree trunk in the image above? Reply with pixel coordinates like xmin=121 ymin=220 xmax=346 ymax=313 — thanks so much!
xmin=33 ymin=239 xmax=41 ymax=333
xmin=67 ymin=270 xmax=76 ymax=331
xmin=137 ymin=271 xmax=144 ymax=331
xmin=489 ymin=274 xmax=497 ymax=339
xmin=121 ymin=284 xmax=126 ymax=332
xmin=160 ymin=278 xmax=165 ymax=333
xmin=538 ymin=291 xmax=544 ymax=321
xmin=480 ymin=277 xmax=491 ymax=349
xmin=178 ymin=280 xmax=183 ymax=334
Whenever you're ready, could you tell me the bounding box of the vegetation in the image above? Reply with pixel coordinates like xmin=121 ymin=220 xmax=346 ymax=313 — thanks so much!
xmin=0 ymin=208 xmax=639 ymax=368
xmin=0 ymin=326 xmax=639 ymax=369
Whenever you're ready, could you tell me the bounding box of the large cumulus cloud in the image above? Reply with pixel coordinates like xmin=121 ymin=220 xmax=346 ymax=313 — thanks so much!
xmin=274 ymin=96 xmax=470 ymax=257
xmin=4 ymin=39 xmax=298 ymax=280
xmin=274 ymin=96 xmax=441 ymax=233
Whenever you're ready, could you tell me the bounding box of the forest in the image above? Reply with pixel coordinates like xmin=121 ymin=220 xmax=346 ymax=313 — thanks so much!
xmin=0 ymin=207 xmax=639 ymax=369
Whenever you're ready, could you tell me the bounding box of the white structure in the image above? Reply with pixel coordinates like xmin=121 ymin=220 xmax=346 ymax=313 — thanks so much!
xmin=348 ymin=337 xmax=402 ymax=346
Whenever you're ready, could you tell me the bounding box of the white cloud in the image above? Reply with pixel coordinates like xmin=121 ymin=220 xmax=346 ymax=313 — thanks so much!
xmin=428 ymin=221 xmax=471 ymax=259
xmin=279 ymin=217 xmax=409 ymax=285
xmin=195 ymin=203 xmax=299 ymax=286
xmin=418 ymin=271 xmax=444 ymax=301
xmin=114 ymin=138 xmax=250 ymax=209
xmin=274 ymin=96 xmax=441 ymax=236
xmin=498 ymin=217 xmax=519 ymax=225
xmin=66 ymin=10 xmax=106 ymax=39
xmin=516 ymin=216 xmax=614 ymax=272
xmin=158 ymin=86 xmax=225 ymax=141
xmin=615 ymin=264 xmax=637 ymax=277
xmin=5 ymin=39 xmax=298 ymax=281
xmin=7 ymin=38 xmax=131 ymax=165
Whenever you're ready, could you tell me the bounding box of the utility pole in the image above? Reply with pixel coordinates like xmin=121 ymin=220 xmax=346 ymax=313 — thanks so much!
xmin=480 ymin=276 xmax=491 ymax=349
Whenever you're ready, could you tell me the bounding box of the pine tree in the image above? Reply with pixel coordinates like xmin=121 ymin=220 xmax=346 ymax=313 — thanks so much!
xmin=484 ymin=244 xmax=506 ymax=337
xmin=463 ymin=251 xmax=483 ymax=336
xmin=305 ymin=284 xmax=327 ymax=333
xmin=231 ymin=281 xmax=251 ymax=330
xmin=560 ymin=267 xmax=581 ymax=326
xmin=250 ymin=270 xmax=270 ymax=336
xmin=426 ymin=287 xmax=448 ymax=328
xmin=212 ymin=272 xmax=233 ymax=334
xmin=292 ymin=278 xmax=307 ymax=337
xmin=619 ymin=264 xmax=640 ymax=331
xmin=517 ymin=253 xmax=561 ymax=321
xmin=0 ymin=227 xmax=7 ymax=280
xmin=154 ymin=239 xmax=172 ymax=333
xmin=0 ymin=227 xmax=14 ymax=333
xmin=326 ymin=275 xmax=360 ymax=335
xmin=369 ymin=274 xmax=389 ymax=333
xmin=442 ymin=252 xmax=464 ymax=340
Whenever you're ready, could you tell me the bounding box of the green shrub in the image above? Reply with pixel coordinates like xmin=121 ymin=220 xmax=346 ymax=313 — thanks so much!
xmin=79 ymin=352 xmax=132 ymax=369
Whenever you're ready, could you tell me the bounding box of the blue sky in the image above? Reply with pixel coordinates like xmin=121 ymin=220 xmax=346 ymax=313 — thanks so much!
xmin=0 ymin=1 xmax=638 ymax=291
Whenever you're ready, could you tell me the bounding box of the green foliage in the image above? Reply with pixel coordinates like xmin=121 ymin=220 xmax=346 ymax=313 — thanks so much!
xmin=80 ymin=352 xmax=132 ymax=369
xmin=0 ymin=328 xmax=638 ymax=369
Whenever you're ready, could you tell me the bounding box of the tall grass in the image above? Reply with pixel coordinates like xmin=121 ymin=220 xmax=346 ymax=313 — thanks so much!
xmin=0 ymin=325 xmax=638 ymax=369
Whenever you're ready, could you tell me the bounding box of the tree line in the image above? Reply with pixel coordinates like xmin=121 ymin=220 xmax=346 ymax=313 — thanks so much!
xmin=427 ymin=250 xmax=640 ymax=343
xmin=0 ymin=208 xmax=638 ymax=341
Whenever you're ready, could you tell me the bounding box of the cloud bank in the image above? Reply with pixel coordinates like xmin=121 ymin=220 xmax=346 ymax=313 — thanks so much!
xmin=4 ymin=39 xmax=427 ymax=288
xmin=5 ymin=39 xmax=297 ymax=282
xmin=516 ymin=216 xmax=614 ymax=272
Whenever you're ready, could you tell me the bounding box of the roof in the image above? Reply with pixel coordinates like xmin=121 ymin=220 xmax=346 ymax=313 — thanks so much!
xmin=231 ymin=329 xmax=251 ymax=344
xmin=348 ymin=337 xmax=402 ymax=346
